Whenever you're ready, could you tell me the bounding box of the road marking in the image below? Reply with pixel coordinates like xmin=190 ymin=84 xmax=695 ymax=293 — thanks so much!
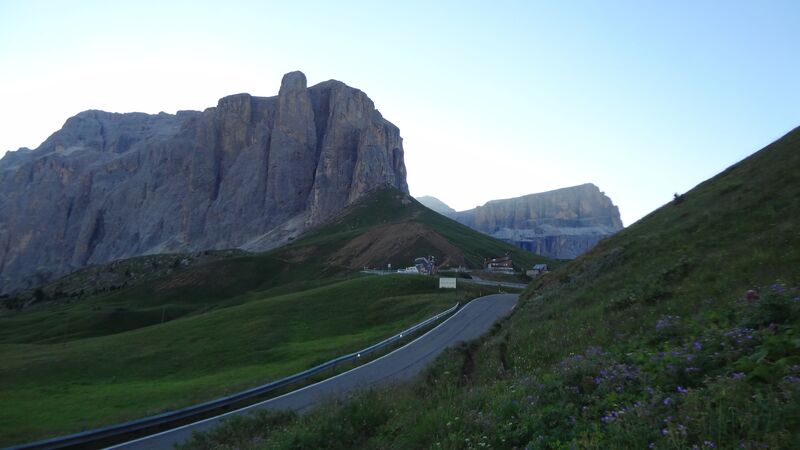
xmin=109 ymin=296 xmax=516 ymax=449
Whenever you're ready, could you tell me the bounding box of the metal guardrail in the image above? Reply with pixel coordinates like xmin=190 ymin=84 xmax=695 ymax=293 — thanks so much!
xmin=458 ymin=278 xmax=528 ymax=289
xmin=7 ymin=302 xmax=459 ymax=450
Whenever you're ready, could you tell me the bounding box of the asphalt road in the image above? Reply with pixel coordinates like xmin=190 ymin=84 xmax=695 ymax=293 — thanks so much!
xmin=109 ymin=293 xmax=518 ymax=450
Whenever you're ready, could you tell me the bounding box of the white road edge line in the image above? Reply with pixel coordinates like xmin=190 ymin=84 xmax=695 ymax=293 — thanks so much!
xmin=106 ymin=295 xmax=512 ymax=449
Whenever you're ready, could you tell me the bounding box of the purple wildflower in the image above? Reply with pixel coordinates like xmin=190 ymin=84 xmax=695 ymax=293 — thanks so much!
xmin=663 ymin=397 xmax=672 ymax=406
xmin=661 ymin=428 xmax=669 ymax=436
xmin=768 ymin=283 xmax=785 ymax=294
xmin=731 ymin=372 xmax=746 ymax=380
xmin=600 ymin=412 xmax=617 ymax=424
xmin=656 ymin=315 xmax=681 ymax=331
xmin=725 ymin=327 xmax=757 ymax=346
xmin=704 ymin=440 xmax=716 ymax=448
xmin=677 ymin=386 xmax=688 ymax=394
xmin=585 ymin=346 xmax=605 ymax=357
xmin=693 ymin=341 xmax=703 ymax=350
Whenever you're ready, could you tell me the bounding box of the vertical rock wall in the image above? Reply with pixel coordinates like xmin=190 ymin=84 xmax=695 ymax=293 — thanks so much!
xmin=0 ymin=71 xmax=408 ymax=293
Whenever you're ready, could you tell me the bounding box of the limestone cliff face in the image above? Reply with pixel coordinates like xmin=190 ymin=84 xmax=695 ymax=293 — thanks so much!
xmin=449 ymin=184 xmax=623 ymax=259
xmin=0 ymin=71 xmax=408 ymax=293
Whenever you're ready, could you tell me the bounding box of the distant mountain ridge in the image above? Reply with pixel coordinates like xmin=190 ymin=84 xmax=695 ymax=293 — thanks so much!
xmin=0 ymin=71 xmax=408 ymax=294
xmin=416 ymin=196 xmax=456 ymax=215
xmin=6 ymin=187 xmax=554 ymax=309
xmin=416 ymin=184 xmax=623 ymax=259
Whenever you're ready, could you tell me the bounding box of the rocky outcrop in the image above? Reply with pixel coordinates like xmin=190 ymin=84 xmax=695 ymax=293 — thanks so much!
xmin=425 ymin=184 xmax=622 ymax=259
xmin=0 ymin=71 xmax=408 ymax=293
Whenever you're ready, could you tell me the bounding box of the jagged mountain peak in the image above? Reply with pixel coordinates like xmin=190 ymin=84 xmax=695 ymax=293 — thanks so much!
xmin=0 ymin=72 xmax=408 ymax=294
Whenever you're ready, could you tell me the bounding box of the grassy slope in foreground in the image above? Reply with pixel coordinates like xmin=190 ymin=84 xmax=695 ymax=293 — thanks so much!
xmin=183 ymin=127 xmax=800 ymax=449
xmin=0 ymin=275 xmax=484 ymax=446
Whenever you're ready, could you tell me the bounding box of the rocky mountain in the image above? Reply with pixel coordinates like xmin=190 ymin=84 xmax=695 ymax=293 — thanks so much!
xmin=0 ymin=71 xmax=408 ymax=294
xmin=420 ymin=184 xmax=623 ymax=259
xmin=415 ymin=196 xmax=456 ymax=215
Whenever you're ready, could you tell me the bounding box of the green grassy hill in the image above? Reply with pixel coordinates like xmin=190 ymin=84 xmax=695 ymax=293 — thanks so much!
xmin=0 ymin=186 xmax=549 ymax=446
xmin=274 ymin=187 xmax=557 ymax=272
xmin=182 ymin=127 xmax=800 ymax=449
xmin=0 ymin=275 xmax=487 ymax=446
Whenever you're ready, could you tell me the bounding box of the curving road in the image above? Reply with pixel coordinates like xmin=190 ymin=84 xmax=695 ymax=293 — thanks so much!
xmin=110 ymin=293 xmax=518 ymax=450
xmin=459 ymin=277 xmax=528 ymax=290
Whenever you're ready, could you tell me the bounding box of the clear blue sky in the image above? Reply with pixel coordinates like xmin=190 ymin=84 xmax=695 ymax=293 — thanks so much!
xmin=1 ymin=0 xmax=798 ymax=225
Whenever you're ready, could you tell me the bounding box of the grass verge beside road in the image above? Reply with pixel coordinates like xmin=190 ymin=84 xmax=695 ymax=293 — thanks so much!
xmin=0 ymin=275 xmax=482 ymax=447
